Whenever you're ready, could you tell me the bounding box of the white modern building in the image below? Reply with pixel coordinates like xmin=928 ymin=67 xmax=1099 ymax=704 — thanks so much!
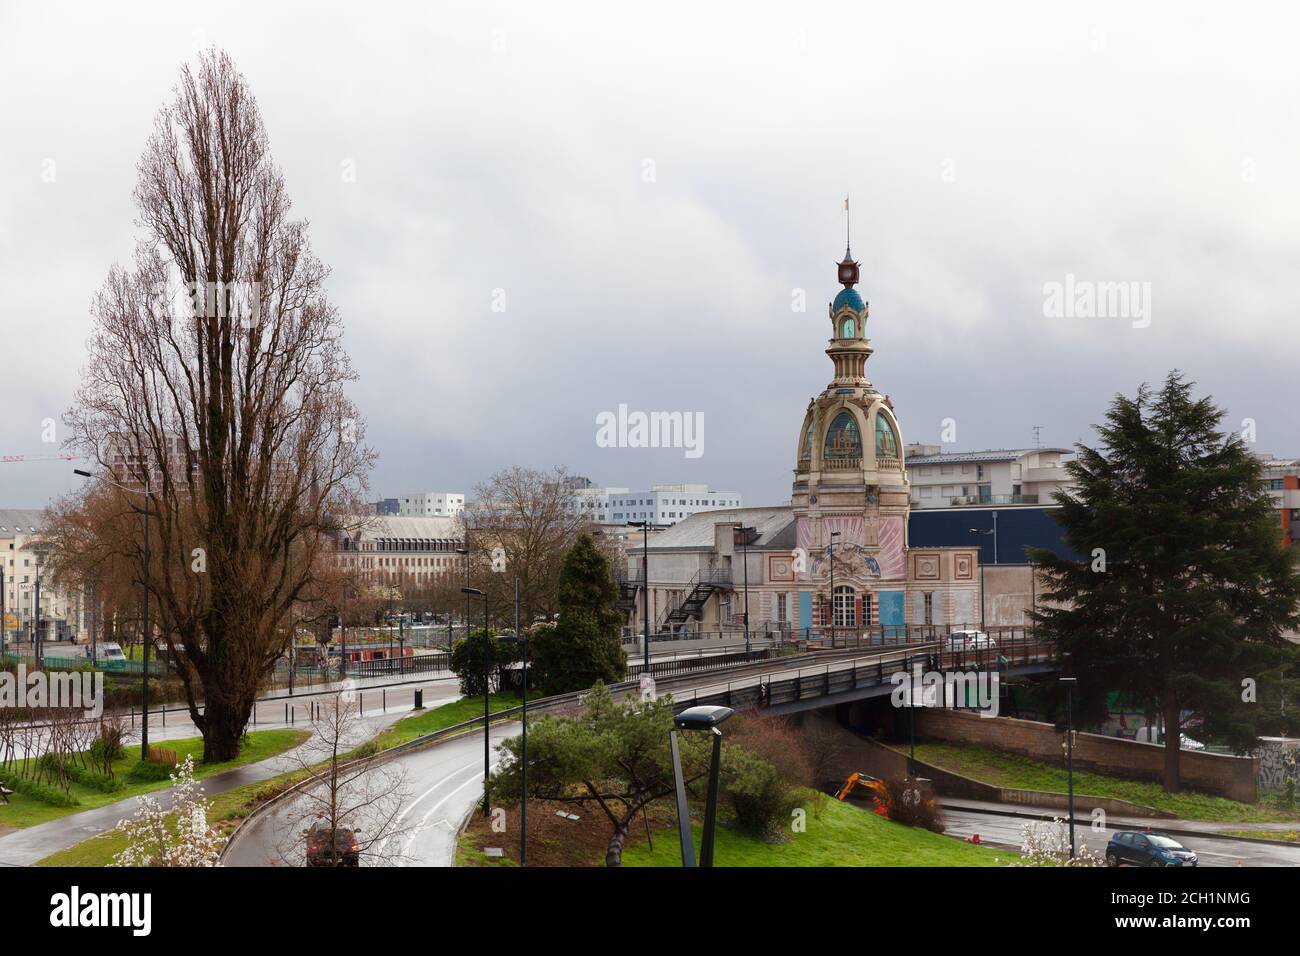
xmin=607 ymin=484 xmax=743 ymax=526
xmin=396 ymin=492 xmax=465 ymax=518
xmin=565 ymin=484 xmax=629 ymax=523
xmin=903 ymin=445 xmax=1074 ymax=509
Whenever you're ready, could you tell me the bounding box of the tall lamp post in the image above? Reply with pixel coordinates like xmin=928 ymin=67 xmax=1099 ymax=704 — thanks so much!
xmin=670 ymin=705 xmax=735 ymax=867
xmin=75 ymin=467 xmax=152 ymax=758
xmin=456 ymin=546 xmax=470 ymax=654
xmin=827 ymin=530 xmax=841 ymax=649
xmin=968 ymin=527 xmax=994 ymax=631
xmin=462 ymin=586 xmax=490 ymax=816
xmin=0 ymin=564 xmax=5 ymax=657
xmin=516 ymin=575 xmax=526 ymax=866
xmin=627 ymin=521 xmax=651 ymax=672
xmin=732 ymin=525 xmax=753 ymax=654
xmin=1060 ymin=676 xmax=1077 ymax=859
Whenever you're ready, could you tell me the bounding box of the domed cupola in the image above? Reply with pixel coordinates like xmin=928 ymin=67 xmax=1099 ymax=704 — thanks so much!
xmin=826 ymin=246 xmax=872 ymax=387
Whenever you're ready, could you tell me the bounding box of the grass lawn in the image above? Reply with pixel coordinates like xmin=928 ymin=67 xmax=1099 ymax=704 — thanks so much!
xmin=370 ymin=692 xmax=521 ymax=751
xmin=0 ymin=728 xmax=309 ymax=831
xmin=37 ymin=693 xmax=523 ymax=866
xmin=911 ymin=741 xmax=1300 ymax=824
xmin=36 ymin=766 xmax=307 ymax=866
xmin=623 ymin=795 xmax=1007 ymax=867
xmin=459 ymin=790 xmax=1008 ymax=867
xmin=1217 ymin=829 xmax=1300 ymax=843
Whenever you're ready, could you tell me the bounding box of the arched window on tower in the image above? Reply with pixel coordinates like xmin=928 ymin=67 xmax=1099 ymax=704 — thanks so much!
xmin=833 ymin=585 xmax=857 ymax=628
xmin=824 ymin=412 xmax=862 ymax=464
xmin=801 ymin=418 xmax=814 ymax=462
xmin=875 ymin=413 xmax=900 ymax=461
xmin=840 ymin=317 xmax=855 ymax=338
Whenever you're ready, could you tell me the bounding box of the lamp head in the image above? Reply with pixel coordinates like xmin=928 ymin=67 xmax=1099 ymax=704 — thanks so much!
xmin=674 ymin=705 xmax=735 ymax=731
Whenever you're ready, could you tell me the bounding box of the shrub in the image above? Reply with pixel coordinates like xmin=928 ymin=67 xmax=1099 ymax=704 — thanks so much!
xmin=878 ymin=776 xmax=945 ymax=833
xmin=66 ymin=764 xmax=126 ymax=793
xmin=0 ymin=768 xmax=80 ymax=807
xmin=450 ymin=629 xmax=516 ymax=696
xmin=127 ymin=748 xmax=179 ymax=784
xmin=722 ymin=747 xmax=802 ymax=836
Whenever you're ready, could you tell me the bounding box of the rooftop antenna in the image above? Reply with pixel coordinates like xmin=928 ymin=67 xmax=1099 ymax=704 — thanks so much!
xmin=1032 ymin=425 xmax=1043 ymax=448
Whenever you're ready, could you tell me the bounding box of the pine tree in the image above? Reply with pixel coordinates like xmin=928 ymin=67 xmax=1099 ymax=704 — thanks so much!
xmin=1030 ymin=371 xmax=1300 ymax=792
xmin=530 ymin=534 xmax=626 ymax=695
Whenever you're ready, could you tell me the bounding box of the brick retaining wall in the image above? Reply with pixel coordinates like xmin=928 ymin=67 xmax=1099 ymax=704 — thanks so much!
xmin=914 ymin=708 xmax=1257 ymax=803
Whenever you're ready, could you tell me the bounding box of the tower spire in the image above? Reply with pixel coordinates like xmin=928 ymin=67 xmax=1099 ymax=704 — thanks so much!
xmin=844 ymin=193 xmax=851 ymax=257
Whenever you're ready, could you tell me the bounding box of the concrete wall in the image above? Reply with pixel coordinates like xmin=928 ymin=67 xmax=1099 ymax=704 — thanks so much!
xmin=915 ymin=708 xmax=1258 ymax=803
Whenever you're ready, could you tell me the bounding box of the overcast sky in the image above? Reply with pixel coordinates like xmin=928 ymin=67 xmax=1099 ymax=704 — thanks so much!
xmin=1 ymin=0 xmax=1296 ymax=509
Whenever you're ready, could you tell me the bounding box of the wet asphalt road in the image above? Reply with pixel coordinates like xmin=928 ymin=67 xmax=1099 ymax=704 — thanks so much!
xmin=941 ymin=808 xmax=1300 ymax=867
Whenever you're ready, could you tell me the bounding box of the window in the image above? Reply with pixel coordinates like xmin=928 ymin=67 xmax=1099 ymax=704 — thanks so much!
xmin=875 ymin=414 xmax=899 ymax=460
xmin=841 ymin=317 xmax=855 ymax=337
xmin=833 ymin=585 xmax=856 ymax=627
xmin=801 ymin=418 xmax=814 ymax=460
xmin=923 ymin=592 xmax=933 ymax=625
xmin=776 ymin=592 xmax=787 ymax=622
xmin=825 ymin=412 xmax=862 ymax=459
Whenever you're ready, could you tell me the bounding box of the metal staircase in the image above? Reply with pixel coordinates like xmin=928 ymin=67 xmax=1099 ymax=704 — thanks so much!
xmin=658 ymin=568 xmax=732 ymax=631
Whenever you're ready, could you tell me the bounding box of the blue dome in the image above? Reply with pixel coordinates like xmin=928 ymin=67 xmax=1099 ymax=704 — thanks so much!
xmin=832 ymin=287 xmax=865 ymax=312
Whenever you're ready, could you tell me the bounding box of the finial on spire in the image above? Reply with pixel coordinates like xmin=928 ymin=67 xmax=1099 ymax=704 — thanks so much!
xmin=844 ymin=194 xmax=851 ymax=257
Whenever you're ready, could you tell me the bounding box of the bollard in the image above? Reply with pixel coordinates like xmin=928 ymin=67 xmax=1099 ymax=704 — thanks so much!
xmin=285 ymin=703 xmax=288 ymax=724
xmin=414 ymin=688 xmax=424 ymax=710
xmin=383 ymin=688 xmax=387 ymax=713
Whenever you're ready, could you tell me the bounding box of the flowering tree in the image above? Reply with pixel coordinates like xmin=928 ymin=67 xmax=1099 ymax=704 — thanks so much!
xmin=112 ymin=755 xmax=224 ymax=867
xmin=1010 ymin=817 xmax=1102 ymax=867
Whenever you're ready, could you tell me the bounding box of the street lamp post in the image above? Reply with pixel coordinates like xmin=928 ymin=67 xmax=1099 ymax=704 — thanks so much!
xmin=1060 ymin=676 xmax=1078 ymax=859
xmin=670 ymin=705 xmax=735 ymax=867
xmin=456 ymin=546 xmax=470 ymax=655
xmin=32 ymin=566 xmax=41 ymax=665
xmin=828 ymin=530 xmax=841 ymax=649
xmin=968 ymin=527 xmax=994 ymax=631
xmin=0 ymin=564 xmax=5 ymax=657
xmin=75 ymin=467 xmax=152 ymax=757
xmin=516 ymin=574 xmax=526 ymax=866
xmin=462 ymin=586 xmax=490 ymax=816
xmin=627 ymin=522 xmax=651 ymax=673
xmin=733 ymin=525 xmax=752 ymax=654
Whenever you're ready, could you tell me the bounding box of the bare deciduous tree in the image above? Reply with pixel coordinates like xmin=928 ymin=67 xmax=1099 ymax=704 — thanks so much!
xmin=464 ymin=466 xmax=591 ymax=627
xmin=273 ymin=693 xmax=414 ymax=867
xmin=62 ymin=50 xmax=373 ymax=760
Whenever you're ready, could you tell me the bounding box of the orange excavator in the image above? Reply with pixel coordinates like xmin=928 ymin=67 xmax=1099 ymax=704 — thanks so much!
xmin=835 ymin=772 xmax=889 ymax=803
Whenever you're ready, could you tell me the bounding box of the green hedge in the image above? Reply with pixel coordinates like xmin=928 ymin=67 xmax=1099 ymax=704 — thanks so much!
xmin=0 ymin=768 xmax=80 ymax=808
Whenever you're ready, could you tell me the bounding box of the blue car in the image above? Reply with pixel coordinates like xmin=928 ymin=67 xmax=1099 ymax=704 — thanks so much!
xmin=1106 ymin=831 xmax=1198 ymax=867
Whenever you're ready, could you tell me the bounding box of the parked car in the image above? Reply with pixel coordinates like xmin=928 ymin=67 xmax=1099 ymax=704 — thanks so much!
xmin=946 ymin=630 xmax=997 ymax=652
xmin=304 ymin=822 xmax=361 ymax=867
xmin=1106 ymin=831 xmax=1198 ymax=867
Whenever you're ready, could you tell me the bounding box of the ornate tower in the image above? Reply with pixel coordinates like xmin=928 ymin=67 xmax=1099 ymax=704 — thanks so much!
xmin=790 ymin=239 xmax=910 ymax=632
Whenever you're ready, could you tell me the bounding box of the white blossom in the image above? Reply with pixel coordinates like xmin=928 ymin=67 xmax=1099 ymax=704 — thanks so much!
xmin=1009 ymin=817 xmax=1102 ymax=867
xmin=112 ymin=754 xmax=224 ymax=867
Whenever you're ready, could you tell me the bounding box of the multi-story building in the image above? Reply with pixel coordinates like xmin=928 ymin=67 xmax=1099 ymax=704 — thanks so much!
xmin=1260 ymin=455 xmax=1300 ymax=546
xmin=395 ymin=492 xmax=465 ymax=518
xmin=564 ymin=484 xmax=629 ymax=524
xmin=335 ymin=515 xmax=463 ymax=585
xmin=0 ymin=509 xmax=86 ymax=647
xmin=372 ymin=498 xmax=400 ymax=516
xmin=903 ymin=444 xmax=1074 ymax=508
xmin=607 ymin=484 xmax=742 ymax=526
